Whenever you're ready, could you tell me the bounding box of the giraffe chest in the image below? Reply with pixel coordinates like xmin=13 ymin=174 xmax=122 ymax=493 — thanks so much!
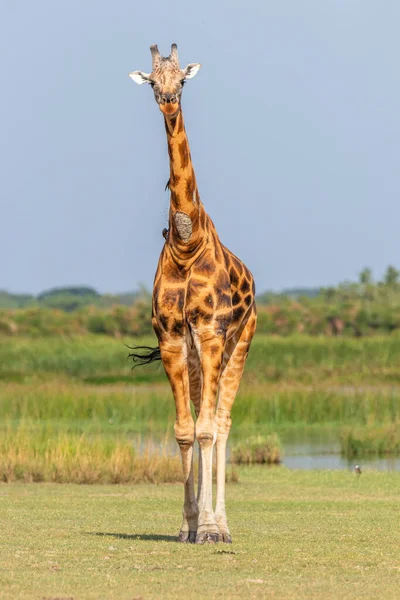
xmin=152 ymin=267 xmax=234 ymax=342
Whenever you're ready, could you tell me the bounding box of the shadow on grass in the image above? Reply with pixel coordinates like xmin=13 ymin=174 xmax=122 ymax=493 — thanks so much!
xmin=85 ymin=531 xmax=176 ymax=542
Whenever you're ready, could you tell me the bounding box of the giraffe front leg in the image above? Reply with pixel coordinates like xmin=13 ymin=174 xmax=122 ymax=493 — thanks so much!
xmin=215 ymin=314 xmax=257 ymax=543
xmin=160 ymin=342 xmax=198 ymax=543
xmin=195 ymin=428 xmax=219 ymax=544
xmin=194 ymin=335 xmax=224 ymax=544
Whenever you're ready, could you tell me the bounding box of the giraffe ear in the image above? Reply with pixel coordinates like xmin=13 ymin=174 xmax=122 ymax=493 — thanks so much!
xmin=129 ymin=71 xmax=151 ymax=85
xmin=182 ymin=63 xmax=202 ymax=80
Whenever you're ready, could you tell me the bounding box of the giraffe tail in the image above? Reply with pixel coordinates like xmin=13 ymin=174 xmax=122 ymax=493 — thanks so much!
xmin=127 ymin=345 xmax=161 ymax=368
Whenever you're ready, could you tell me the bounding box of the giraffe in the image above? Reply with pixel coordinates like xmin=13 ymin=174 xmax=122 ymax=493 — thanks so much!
xmin=129 ymin=44 xmax=257 ymax=544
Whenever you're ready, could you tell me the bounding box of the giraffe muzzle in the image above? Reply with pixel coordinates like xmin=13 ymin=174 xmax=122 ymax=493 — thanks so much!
xmin=159 ymin=101 xmax=180 ymax=116
xmin=160 ymin=93 xmax=177 ymax=105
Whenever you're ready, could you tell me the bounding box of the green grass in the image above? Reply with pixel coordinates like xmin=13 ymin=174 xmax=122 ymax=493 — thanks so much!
xmin=1 ymin=334 xmax=400 ymax=384
xmin=231 ymin=434 xmax=282 ymax=464
xmin=1 ymin=468 xmax=400 ymax=599
xmin=1 ymin=380 xmax=399 ymax=434
xmin=341 ymin=423 xmax=400 ymax=457
xmin=0 ymin=335 xmax=164 ymax=381
xmin=1 ymin=334 xmax=400 ymax=477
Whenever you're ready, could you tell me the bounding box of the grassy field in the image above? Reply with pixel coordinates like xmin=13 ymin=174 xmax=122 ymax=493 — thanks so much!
xmin=0 ymin=334 xmax=400 ymax=384
xmin=1 ymin=468 xmax=400 ymax=600
xmin=1 ymin=334 xmax=400 ymax=384
xmin=1 ymin=334 xmax=400 ymax=482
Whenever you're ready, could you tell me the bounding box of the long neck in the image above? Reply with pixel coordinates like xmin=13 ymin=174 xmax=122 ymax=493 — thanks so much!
xmin=164 ymin=108 xmax=206 ymax=253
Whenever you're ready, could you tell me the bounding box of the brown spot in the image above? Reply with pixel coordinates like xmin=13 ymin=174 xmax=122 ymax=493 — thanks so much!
xmin=178 ymin=115 xmax=184 ymax=133
xmin=232 ymin=291 xmax=241 ymax=306
xmin=177 ymin=289 xmax=185 ymax=310
xmin=202 ymin=313 xmax=213 ymax=324
xmin=187 ymin=307 xmax=200 ymax=326
xmin=162 ymin=289 xmax=174 ymax=306
xmin=215 ymin=270 xmax=231 ymax=293
xmin=162 ymin=288 xmax=185 ymax=310
xmin=210 ymin=344 xmax=221 ymax=358
xmin=189 ymin=278 xmax=207 ymax=289
xmin=164 ymin=262 xmax=186 ymax=283
xmin=194 ymin=257 xmax=216 ymax=276
xmin=188 ymin=307 xmax=213 ymax=326
xmin=159 ymin=314 xmax=169 ymax=331
xmin=168 ymin=141 xmax=173 ymax=161
xmin=240 ymin=279 xmax=251 ymax=294
xmin=205 ymin=293 xmax=214 ymax=308
xmin=233 ymin=306 xmax=245 ymax=322
xmin=169 ymin=115 xmax=177 ymax=131
xmin=229 ymin=267 xmax=239 ymax=287
xmin=179 ymin=140 xmax=189 ymax=169
xmin=215 ymin=313 xmax=232 ymax=335
xmin=171 ymin=319 xmax=184 ymax=336
xmin=185 ymin=177 xmax=194 ymax=203
xmin=216 ymin=293 xmax=231 ymax=309
xmin=244 ymin=294 xmax=253 ymax=307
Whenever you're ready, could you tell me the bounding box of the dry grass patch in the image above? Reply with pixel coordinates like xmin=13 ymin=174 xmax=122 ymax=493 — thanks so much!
xmin=0 ymin=428 xmax=182 ymax=484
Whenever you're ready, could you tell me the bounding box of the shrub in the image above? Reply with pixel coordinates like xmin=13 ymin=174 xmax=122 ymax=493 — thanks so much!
xmin=231 ymin=434 xmax=282 ymax=464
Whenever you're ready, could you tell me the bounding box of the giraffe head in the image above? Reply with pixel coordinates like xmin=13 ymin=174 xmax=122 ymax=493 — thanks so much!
xmin=129 ymin=44 xmax=201 ymax=116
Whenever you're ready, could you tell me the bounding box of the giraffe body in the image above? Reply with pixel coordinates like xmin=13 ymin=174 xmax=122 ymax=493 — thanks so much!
xmin=130 ymin=45 xmax=256 ymax=543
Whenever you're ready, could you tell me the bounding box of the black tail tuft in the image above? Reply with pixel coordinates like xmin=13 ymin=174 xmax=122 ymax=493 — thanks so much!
xmin=126 ymin=345 xmax=162 ymax=368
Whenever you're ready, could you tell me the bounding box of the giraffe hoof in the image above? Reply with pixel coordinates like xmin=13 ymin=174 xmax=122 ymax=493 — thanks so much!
xmin=221 ymin=532 xmax=232 ymax=544
xmin=195 ymin=532 xmax=219 ymax=544
xmin=189 ymin=530 xmax=197 ymax=543
xmin=177 ymin=530 xmax=197 ymax=543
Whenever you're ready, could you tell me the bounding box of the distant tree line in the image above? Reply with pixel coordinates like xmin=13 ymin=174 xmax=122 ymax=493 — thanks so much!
xmin=0 ymin=286 xmax=148 ymax=311
xmin=0 ymin=266 xmax=399 ymax=337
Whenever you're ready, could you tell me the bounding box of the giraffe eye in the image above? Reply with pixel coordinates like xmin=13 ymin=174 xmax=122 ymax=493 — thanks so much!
xmin=149 ymin=81 xmax=155 ymax=87
xmin=180 ymin=79 xmax=185 ymax=86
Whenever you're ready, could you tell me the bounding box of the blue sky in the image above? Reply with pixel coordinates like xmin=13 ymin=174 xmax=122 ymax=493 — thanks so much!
xmin=1 ymin=1 xmax=399 ymax=294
